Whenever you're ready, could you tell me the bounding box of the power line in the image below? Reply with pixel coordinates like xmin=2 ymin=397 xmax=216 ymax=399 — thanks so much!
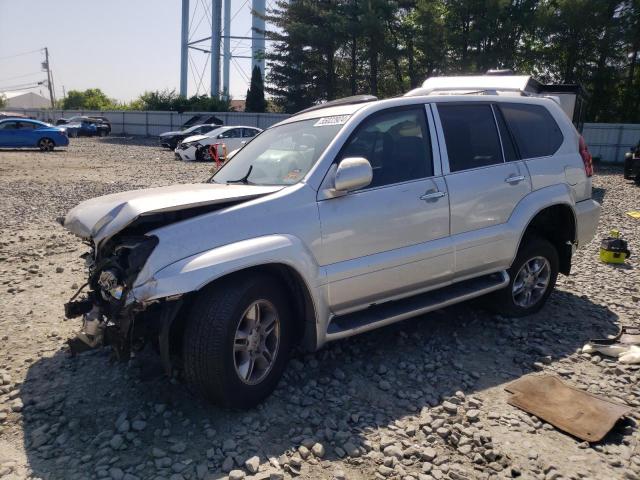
xmin=0 ymin=48 xmax=42 ymax=61
xmin=0 ymin=71 xmax=42 ymax=82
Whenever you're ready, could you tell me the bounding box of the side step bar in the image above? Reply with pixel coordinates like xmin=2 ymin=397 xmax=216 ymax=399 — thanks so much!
xmin=325 ymin=271 xmax=509 ymax=342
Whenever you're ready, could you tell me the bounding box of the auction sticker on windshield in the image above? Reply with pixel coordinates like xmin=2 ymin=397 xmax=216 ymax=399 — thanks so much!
xmin=313 ymin=115 xmax=350 ymax=127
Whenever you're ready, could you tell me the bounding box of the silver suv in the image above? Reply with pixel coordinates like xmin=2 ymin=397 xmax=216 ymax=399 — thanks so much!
xmin=63 ymin=92 xmax=601 ymax=407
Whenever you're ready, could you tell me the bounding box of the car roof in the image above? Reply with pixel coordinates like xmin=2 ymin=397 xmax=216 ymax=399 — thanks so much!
xmin=0 ymin=118 xmax=44 ymax=124
xmin=276 ymin=93 xmax=561 ymax=127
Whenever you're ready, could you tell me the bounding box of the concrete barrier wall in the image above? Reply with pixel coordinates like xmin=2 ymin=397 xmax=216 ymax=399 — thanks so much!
xmin=3 ymin=108 xmax=290 ymax=136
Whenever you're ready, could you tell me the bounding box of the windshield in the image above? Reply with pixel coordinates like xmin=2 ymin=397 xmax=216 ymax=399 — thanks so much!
xmin=183 ymin=124 xmax=207 ymax=133
xmin=212 ymin=116 xmax=348 ymax=186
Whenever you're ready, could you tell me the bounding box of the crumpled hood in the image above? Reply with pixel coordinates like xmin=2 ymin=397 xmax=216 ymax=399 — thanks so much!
xmin=182 ymin=134 xmax=209 ymax=144
xmin=63 ymin=183 xmax=283 ymax=244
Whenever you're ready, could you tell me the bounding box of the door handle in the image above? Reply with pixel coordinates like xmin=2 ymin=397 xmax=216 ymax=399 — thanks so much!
xmin=505 ymin=174 xmax=525 ymax=183
xmin=420 ymin=190 xmax=447 ymax=201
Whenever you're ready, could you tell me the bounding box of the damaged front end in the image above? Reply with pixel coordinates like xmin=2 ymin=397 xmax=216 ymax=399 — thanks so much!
xmin=64 ymin=235 xmax=162 ymax=359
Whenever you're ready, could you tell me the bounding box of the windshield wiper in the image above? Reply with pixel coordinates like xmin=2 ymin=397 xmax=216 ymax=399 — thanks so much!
xmin=226 ymin=165 xmax=254 ymax=184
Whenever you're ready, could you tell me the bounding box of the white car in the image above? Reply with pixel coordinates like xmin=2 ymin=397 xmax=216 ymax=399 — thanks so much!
xmin=174 ymin=125 xmax=262 ymax=161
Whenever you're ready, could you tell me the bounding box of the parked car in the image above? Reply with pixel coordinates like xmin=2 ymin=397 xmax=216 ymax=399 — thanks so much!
xmin=180 ymin=114 xmax=223 ymax=129
xmin=624 ymin=140 xmax=640 ymax=185
xmin=158 ymin=124 xmax=221 ymax=150
xmin=0 ymin=118 xmax=68 ymax=151
xmin=175 ymin=126 xmax=262 ymax=161
xmin=57 ymin=116 xmax=109 ymax=137
xmin=62 ymin=90 xmax=600 ymax=408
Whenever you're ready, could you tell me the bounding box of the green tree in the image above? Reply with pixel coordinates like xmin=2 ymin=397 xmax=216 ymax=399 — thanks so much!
xmin=245 ymin=66 xmax=267 ymax=112
xmin=62 ymin=88 xmax=117 ymax=110
xmin=0 ymin=93 xmax=6 ymax=109
xmin=129 ymin=89 xmax=231 ymax=112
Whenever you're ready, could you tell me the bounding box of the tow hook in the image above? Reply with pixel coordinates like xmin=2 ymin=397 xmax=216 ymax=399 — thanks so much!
xmin=68 ymin=306 xmax=106 ymax=354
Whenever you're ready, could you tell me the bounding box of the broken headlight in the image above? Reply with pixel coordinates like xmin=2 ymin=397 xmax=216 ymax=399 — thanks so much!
xmin=92 ymin=236 xmax=158 ymax=304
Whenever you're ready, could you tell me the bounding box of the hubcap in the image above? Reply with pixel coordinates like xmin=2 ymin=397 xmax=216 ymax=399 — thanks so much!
xmin=233 ymin=300 xmax=280 ymax=385
xmin=41 ymin=139 xmax=53 ymax=151
xmin=512 ymin=256 xmax=551 ymax=308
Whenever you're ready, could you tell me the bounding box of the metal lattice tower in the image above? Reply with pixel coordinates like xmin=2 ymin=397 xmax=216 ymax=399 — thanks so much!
xmin=179 ymin=0 xmax=266 ymax=99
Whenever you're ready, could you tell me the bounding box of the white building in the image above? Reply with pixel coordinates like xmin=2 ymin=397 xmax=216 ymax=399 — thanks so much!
xmin=1 ymin=91 xmax=51 ymax=109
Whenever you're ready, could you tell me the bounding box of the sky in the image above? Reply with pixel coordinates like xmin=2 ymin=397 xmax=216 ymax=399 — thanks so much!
xmin=0 ymin=0 xmax=259 ymax=103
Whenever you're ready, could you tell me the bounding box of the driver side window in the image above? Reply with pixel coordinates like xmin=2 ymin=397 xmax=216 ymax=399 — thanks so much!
xmin=337 ymin=107 xmax=433 ymax=189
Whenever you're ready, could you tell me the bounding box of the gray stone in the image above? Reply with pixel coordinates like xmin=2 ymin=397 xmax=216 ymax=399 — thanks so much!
xmin=109 ymin=434 xmax=124 ymax=450
xmin=245 ymin=455 xmax=260 ymax=474
xmin=311 ymin=442 xmax=325 ymax=458
xmin=228 ymin=469 xmax=246 ymax=480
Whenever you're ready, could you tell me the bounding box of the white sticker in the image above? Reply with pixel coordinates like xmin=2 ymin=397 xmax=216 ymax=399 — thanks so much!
xmin=313 ymin=115 xmax=350 ymax=127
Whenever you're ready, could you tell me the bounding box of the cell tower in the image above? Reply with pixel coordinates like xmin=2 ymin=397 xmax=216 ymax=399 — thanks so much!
xmin=179 ymin=0 xmax=266 ymax=99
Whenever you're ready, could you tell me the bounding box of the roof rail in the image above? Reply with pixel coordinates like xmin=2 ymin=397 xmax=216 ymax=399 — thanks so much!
xmin=294 ymin=95 xmax=378 ymax=115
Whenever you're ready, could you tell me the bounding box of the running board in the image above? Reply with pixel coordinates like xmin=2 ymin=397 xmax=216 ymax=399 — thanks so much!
xmin=325 ymin=271 xmax=509 ymax=341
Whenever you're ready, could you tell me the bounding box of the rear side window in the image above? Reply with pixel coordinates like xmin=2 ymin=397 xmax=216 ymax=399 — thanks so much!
xmin=499 ymin=103 xmax=563 ymax=159
xmin=438 ymin=104 xmax=503 ymax=172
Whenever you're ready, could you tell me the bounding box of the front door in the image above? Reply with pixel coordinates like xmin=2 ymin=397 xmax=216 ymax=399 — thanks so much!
xmin=317 ymin=106 xmax=453 ymax=314
xmin=434 ymin=102 xmax=532 ymax=276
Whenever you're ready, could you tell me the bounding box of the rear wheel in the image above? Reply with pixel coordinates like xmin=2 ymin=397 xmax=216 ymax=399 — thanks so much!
xmin=183 ymin=273 xmax=292 ymax=408
xmin=38 ymin=138 xmax=55 ymax=152
xmin=488 ymin=235 xmax=559 ymax=317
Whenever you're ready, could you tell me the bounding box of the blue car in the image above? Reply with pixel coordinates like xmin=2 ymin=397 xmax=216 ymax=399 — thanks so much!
xmin=0 ymin=118 xmax=69 ymax=151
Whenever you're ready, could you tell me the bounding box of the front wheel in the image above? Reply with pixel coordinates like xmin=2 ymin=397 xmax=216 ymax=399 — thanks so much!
xmin=183 ymin=273 xmax=292 ymax=408
xmin=38 ymin=138 xmax=55 ymax=152
xmin=488 ymin=235 xmax=559 ymax=317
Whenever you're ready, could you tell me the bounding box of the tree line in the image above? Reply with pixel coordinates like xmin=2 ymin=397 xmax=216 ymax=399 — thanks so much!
xmin=265 ymin=0 xmax=640 ymax=122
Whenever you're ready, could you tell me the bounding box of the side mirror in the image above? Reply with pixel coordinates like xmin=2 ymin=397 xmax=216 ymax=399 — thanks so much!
xmin=334 ymin=157 xmax=373 ymax=192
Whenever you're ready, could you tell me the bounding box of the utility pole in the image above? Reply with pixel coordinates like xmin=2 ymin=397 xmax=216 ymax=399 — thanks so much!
xmin=43 ymin=47 xmax=55 ymax=108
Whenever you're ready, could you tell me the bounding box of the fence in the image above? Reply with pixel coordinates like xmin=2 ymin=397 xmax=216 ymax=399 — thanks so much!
xmin=582 ymin=123 xmax=640 ymax=163
xmin=3 ymin=108 xmax=638 ymax=162
xmin=3 ymin=108 xmax=290 ymax=136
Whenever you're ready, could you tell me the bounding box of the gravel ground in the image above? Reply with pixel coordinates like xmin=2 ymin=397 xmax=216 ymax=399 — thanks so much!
xmin=0 ymin=137 xmax=638 ymax=480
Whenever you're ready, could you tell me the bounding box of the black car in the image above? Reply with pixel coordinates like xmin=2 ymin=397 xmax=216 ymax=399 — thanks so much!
xmin=180 ymin=114 xmax=223 ymax=129
xmin=158 ymin=123 xmax=221 ymax=149
xmin=56 ymin=116 xmax=110 ymax=137
xmin=624 ymin=140 xmax=640 ymax=185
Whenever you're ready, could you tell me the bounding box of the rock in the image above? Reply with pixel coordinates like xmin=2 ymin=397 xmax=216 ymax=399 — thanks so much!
xmin=383 ymin=445 xmax=403 ymax=459
xmin=9 ymin=398 xmax=23 ymax=412
xmin=379 ymin=380 xmax=391 ymax=391
xmin=466 ymin=409 xmax=480 ymax=422
xmin=422 ymin=447 xmax=437 ymax=462
xmin=245 ymin=455 xmax=260 ymax=474
xmin=311 ymin=442 xmax=325 ymax=458
xmin=222 ymin=456 xmax=235 ymax=472
xmin=109 ymin=467 xmax=124 ymax=480
xmin=170 ymin=441 xmax=187 ymax=453
xmin=442 ymin=401 xmax=458 ymax=414
xmin=109 ymin=434 xmax=124 ymax=450
xmin=152 ymin=447 xmax=166 ymax=458
xmin=228 ymin=470 xmax=246 ymax=480
xmin=298 ymin=445 xmax=310 ymax=460
xmin=132 ymin=420 xmax=147 ymax=431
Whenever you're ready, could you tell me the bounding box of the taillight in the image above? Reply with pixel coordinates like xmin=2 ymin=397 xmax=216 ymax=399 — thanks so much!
xmin=579 ymin=135 xmax=593 ymax=177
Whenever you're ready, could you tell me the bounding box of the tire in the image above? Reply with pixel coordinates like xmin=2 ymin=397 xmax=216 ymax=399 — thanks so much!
xmin=38 ymin=138 xmax=55 ymax=152
xmin=183 ymin=273 xmax=292 ymax=408
xmin=488 ymin=235 xmax=559 ymax=317
xmin=99 ymin=129 xmax=107 ymax=137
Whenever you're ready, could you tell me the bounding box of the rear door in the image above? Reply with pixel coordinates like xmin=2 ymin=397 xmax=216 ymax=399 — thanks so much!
xmin=434 ymin=102 xmax=531 ymax=277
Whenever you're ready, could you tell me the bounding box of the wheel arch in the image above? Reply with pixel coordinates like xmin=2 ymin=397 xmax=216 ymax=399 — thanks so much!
xmin=517 ymin=203 xmax=577 ymax=275
xmin=160 ymin=261 xmax=319 ymax=373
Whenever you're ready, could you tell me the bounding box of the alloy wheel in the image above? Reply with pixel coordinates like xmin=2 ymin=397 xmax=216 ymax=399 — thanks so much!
xmin=233 ymin=300 xmax=280 ymax=385
xmin=512 ymin=256 xmax=551 ymax=308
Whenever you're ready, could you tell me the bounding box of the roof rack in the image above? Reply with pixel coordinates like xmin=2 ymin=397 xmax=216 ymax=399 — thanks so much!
xmin=294 ymin=95 xmax=378 ymax=115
